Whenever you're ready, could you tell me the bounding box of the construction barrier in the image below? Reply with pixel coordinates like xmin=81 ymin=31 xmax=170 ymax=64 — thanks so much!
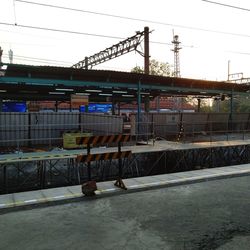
xmin=75 ymin=134 xmax=131 ymax=146
xmin=77 ymin=151 xmax=132 ymax=163
xmin=76 ymin=134 xmax=131 ymax=190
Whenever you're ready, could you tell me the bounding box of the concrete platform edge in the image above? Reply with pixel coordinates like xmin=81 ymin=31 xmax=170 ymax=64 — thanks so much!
xmin=1 ymin=168 xmax=250 ymax=214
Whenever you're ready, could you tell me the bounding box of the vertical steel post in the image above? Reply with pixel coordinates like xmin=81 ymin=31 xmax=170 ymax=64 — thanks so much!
xmin=144 ymin=26 xmax=150 ymax=75
xmin=118 ymin=101 xmax=121 ymax=115
xmin=3 ymin=165 xmax=7 ymax=193
xmin=55 ymin=101 xmax=58 ymax=112
xmin=69 ymin=101 xmax=72 ymax=112
xmin=39 ymin=162 xmax=43 ymax=188
xmin=0 ymin=98 xmax=2 ymax=112
xmin=85 ymin=57 xmax=88 ymax=70
xmin=144 ymin=96 xmax=150 ymax=113
xmin=112 ymin=98 xmax=115 ymax=115
xmin=197 ymin=98 xmax=201 ymax=112
xmin=0 ymin=47 xmax=3 ymax=69
xmin=118 ymin=142 xmax=122 ymax=178
xmin=28 ymin=112 xmax=31 ymax=147
xmin=156 ymin=96 xmax=160 ymax=112
xmin=229 ymin=91 xmax=234 ymax=131
xmin=78 ymin=112 xmax=82 ymax=131
xmin=87 ymin=142 xmax=91 ymax=181
xmin=43 ymin=162 xmax=46 ymax=188
xmin=230 ymin=93 xmax=233 ymax=117
xmin=137 ymin=80 xmax=141 ymax=137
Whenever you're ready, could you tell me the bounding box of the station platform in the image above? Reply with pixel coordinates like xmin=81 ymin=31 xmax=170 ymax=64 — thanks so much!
xmin=1 ymin=139 xmax=250 ymax=163
xmin=1 ymin=163 xmax=250 ymax=212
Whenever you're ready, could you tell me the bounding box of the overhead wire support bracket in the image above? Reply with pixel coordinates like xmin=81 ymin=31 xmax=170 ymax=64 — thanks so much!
xmin=72 ymin=30 xmax=146 ymax=69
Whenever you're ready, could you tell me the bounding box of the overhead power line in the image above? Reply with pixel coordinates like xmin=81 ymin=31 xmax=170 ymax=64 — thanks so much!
xmin=1 ymin=22 xmax=250 ymax=58
xmin=2 ymin=55 xmax=69 ymax=66
xmin=15 ymin=0 xmax=250 ymax=38
xmin=0 ymin=22 xmax=124 ymax=40
xmin=201 ymin=0 xmax=250 ymax=12
xmin=3 ymin=53 xmax=73 ymax=64
xmin=0 ymin=22 xmax=193 ymax=48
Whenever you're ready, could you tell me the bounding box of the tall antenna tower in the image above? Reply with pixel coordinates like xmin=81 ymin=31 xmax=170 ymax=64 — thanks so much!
xmin=172 ymin=33 xmax=181 ymax=77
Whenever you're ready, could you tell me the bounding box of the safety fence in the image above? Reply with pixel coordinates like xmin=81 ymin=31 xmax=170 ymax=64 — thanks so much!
xmin=0 ymin=112 xmax=123 ymax=149
xmin=131 ymin=112 xmax=250 ymax=142
xmin=1 ymin=112 xmax=250 ymax=150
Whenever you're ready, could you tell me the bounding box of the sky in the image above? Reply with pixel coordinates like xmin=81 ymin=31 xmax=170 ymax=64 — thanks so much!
xmin=1 ymin=0 xmax=250 ymax=81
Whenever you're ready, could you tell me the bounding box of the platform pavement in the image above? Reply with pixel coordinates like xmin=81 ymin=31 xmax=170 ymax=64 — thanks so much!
xmin=1 ymin=163 xmax=250 ymax=212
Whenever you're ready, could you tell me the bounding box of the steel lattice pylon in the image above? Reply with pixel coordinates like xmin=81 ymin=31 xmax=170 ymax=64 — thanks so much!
xmin=172 ymin=34 xmax=181 ymax=78
xmin=72 ymin=30 xmax=146 ymax=69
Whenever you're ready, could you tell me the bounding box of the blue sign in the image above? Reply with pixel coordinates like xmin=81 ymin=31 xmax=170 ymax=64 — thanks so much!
xmin=80 ymin=104 xmax=112 ymax=113
xmin=2 ymin=102 xmax=27 ymax=112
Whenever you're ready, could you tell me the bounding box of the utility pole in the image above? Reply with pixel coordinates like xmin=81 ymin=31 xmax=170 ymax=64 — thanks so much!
xmin=144 ymin=26 xmax=150 ymax=113
xmin=144 ymin=26 xmax=150 ymax=75
xmin=8 ymin=49 xmax=13 ymax=64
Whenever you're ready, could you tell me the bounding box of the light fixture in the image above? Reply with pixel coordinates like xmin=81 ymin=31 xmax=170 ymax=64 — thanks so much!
xmin=0 ymin=90 xmax=7 ymax=93
xmin=99 ymin=93 xmax=112 ymax=96
xmin=75 ymin=93 xmax=90 ymax=96
xmin=55 ymin=88 xmax=74 ymax=92
xmin=86 ymin=89 xmax=102 ymax=93
xmin=112 ymin=90 xmax=127 ymax=94
xmin=122 ymin=94 xmax=134 ymax=97
xmin=49 ymin=92 xmax=65 ymax=95
xmin=140 ymin=92 xmax=150 ymax=95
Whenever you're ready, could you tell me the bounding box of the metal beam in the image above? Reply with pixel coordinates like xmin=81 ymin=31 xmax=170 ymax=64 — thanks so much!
xmin=144 ymin=27 xmax=150 ymax=75
xmin=1 ymin=76 xmax=246 ymax=96
xmin=137 ymin=80 xmax=141 ymax=134
xmin=72 ymin=30 xmax=145 ymax=69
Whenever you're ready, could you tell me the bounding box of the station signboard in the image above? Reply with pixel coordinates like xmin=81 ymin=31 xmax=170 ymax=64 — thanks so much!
xmin=71 ymin=94 xmax=89 ymax=106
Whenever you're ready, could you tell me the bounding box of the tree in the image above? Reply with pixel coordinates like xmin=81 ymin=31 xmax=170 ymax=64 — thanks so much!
xmin=185 ymin=97 xmax=213 ymax=112
xmin=131 ymin=59 xmax=194 ymax=111
xmin=214 ymin=96 xmax=250 ymax=113
xmin=131 ymin=59 xmax=173 ymax=76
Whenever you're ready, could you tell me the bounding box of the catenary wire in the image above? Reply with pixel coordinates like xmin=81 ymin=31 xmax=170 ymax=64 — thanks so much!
xmin=1 ymin=22 xmax=250 ymax=61
xmin=0 ymin=21 xmax=194 ymax=48
xmin=2 ymin=53 xmax=74 ymax=64
xmin=201 ymin=0 xmax=250 ymax=12
xmin=15 ymin=0 xmax=250 ymax=38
